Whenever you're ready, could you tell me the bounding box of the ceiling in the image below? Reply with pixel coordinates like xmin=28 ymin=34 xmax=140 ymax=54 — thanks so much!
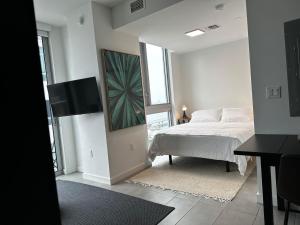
xmin=34 ymin=0 xmax=248 ymax=53
xmin=34 ymin=0 xmax=125 ymax=25
xmin=117 ymin=0 xmax=248 ymax=54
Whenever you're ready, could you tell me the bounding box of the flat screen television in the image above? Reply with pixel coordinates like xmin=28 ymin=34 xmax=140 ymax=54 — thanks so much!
xmin=47 ymin=77 xmax=103 ymax=117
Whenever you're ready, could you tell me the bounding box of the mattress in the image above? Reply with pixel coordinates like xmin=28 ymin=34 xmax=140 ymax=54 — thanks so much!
xmin=149 ymin=122 xmax=255 ymax=175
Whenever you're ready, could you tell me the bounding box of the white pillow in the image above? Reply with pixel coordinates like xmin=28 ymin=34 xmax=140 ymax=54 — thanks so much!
xmin=190 ymin=109 xmax=222 ymax=123
xmin=221 ymin=108 xmax=253 ymax=122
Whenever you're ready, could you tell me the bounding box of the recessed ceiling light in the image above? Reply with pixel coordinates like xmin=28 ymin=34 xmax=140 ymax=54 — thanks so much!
xmin=185 ymin=29 xmax=205 ymax=37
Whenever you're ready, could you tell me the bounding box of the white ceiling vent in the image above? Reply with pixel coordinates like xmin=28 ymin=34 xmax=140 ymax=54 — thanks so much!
xmin=207 ymin=25 xmax=220 ymax=30
xmin=130 ymin=0 xmax=145 ymax=14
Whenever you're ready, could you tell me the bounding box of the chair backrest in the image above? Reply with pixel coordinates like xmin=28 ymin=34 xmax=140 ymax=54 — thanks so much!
xmin=277 ymin=154 xmax=300 ymax=205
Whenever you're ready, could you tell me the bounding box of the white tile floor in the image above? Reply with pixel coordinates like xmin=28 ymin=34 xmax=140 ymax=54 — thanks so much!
xmin=57 ymin=158 xmax=299 ymax=225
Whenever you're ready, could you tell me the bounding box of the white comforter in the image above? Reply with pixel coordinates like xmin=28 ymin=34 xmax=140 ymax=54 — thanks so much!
xmin=149 ymin=122 xmax=255 ymax=175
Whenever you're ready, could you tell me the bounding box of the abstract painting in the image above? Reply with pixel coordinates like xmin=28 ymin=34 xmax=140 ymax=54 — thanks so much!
xmin=101 ymin=49 xmax=146 ymax=131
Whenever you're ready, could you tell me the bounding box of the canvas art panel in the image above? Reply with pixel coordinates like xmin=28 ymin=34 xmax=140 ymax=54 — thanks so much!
xmin=102 ymin=49 xmax=146 ymax=131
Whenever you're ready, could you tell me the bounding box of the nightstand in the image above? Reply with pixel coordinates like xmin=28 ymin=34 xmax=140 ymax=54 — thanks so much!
xmin=177 ymin=117 xmax=190 ymax=124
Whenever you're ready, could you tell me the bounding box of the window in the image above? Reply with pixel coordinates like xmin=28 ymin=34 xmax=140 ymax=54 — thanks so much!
xmin=140 ymin=43 xmax=173 ymax=142
xmin=146 ymin=112 xmax=171 ymax=141
xmin=38 ymin=33 xmax=63 ymax=175
xmin=145 ymin=44 xmax=169 ymax=105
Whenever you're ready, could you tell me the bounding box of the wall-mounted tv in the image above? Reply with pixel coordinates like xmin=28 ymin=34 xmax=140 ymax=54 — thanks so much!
xmin=284 ymin=18 xmax=300 ymax=117
xmin=47 ymin=77 xmax=103 ymax=117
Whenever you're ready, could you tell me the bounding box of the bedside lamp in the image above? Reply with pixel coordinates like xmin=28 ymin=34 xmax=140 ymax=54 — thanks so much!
xmin=182 ymin=105 xmax=188 ymax=120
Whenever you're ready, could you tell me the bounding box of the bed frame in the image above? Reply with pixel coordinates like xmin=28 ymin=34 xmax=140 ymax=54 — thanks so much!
xmin=168 ymin=155 xmax=231 ymax=172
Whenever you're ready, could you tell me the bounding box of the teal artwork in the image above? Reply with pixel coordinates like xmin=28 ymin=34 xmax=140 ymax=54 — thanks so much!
xmin=102 ymin=49 xmax=146 ymax=131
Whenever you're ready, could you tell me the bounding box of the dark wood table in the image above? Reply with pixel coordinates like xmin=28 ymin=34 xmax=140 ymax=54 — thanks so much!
xmin=234 ymin=134 xmax=300 ymax=225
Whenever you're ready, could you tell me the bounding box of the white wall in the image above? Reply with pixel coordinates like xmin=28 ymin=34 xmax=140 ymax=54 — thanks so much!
xmin=91 ymin=2 xmax=149 ymax=183
xmin=176 ymin=38 xmax=252 ymax=115
xmin=63 ymin=3 xmax=111 ymax=183
xmin=247 ymin=0 xmax=300 ymax=134
xmin=59 ymin=2 xmax=149 ymax=184
xmin=246 ymin=0 xmax=300 ymax=205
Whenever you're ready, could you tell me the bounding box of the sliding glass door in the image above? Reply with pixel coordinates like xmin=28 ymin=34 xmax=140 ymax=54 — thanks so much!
xmin=38 ymin=33 xmax=63 ymax=175
xmin=140 ymin=43 xmax=173 ymax=143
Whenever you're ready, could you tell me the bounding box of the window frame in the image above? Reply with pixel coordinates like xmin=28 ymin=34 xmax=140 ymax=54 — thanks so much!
xmin=38 ymin=30 xmax=64 ymax=176
xmin=140 ymin=42 xmax=173 ymax=125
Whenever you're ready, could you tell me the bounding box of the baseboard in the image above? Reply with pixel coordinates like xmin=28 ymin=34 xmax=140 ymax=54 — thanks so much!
xmin=77 ymin=166 xmax=83 ymax=172
xmin=81 ymin=162 xmax=149 ymax=185
xmin=82 ymin=172 xmax=111 ymax=185
xmin=110 ymin=162 xmax=149 ymax=184
xmin=63 ymin=167 xmax=77 ymax=175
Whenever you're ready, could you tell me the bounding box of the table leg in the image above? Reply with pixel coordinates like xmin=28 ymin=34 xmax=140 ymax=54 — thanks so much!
xmin=169 ymin=155 xmax=173 ymax=165
xmin=261 ymin=157 xmax=274 ymax=225
xmin=275 ymin=160 xmax=285 ymax=211
xmin=226 ymin=161 xmax=230 ymax=172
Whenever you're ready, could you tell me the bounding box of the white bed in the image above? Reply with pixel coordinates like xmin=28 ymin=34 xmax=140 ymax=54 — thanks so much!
xmin=149 ymin=120 xmax=254 ymax=175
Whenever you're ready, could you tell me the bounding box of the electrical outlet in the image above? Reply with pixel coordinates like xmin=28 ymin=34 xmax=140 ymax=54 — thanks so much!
xmin=266 ymin=86 xmax=281 ymax=99
xmin=90 ymin=149 xmax=94 ymax=158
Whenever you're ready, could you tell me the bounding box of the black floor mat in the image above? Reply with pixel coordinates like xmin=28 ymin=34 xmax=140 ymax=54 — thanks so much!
xmin=57 ymin=180 xmax=174 ymax=225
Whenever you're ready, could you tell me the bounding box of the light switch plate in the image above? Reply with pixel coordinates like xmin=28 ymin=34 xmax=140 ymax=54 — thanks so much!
xmin=266 ymin=86 xmax=281 ymax=99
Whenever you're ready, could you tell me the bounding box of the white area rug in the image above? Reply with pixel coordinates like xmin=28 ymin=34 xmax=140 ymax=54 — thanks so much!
xmin=127 ymin=157 xmax=255 ymax=202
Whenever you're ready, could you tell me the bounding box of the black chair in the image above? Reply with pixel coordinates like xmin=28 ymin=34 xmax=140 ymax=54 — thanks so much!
xmin=277 ymin=154 xmax=300 ymax=225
